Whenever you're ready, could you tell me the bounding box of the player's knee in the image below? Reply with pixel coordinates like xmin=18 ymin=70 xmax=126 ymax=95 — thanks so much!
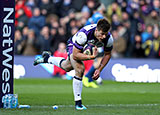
xmin=61 ymin=61 xmax=73 ymax=72
xmin=75 ymin=68 xmax=84 ymax=77
xmin=62 ymin=65 xmax=73 ymax=72
xmin=65 ymin=68 xmax=73 ymax=72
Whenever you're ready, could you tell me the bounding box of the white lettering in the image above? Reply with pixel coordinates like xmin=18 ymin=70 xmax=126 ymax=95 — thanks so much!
xmin=2 ymin=68 xmax=10 ymax=82
xmin=2 ymin=83 xmax=10 ymax=94
xmin=1 ymin=7 xmax=14 ymax=100
xmin=112 ymin=64 xmax=160 ymax=83
xmin=2 ymin=37 xmax=13 ymax=47
xmin=3 ymin=8 xmax=14 ymax=23
xmin=2 ymin=47 xmax=13 ymax=69
xmin=3 ymin=24 xmax=11 ymax=37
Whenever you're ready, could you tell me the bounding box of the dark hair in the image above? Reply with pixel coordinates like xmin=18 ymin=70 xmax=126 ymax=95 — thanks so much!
xmin=97 ymin=18 xmax=111 ymax=33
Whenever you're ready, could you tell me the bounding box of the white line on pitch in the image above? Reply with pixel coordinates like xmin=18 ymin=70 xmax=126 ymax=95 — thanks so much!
xmin=31 ymin=104 xmax=160 ymax=108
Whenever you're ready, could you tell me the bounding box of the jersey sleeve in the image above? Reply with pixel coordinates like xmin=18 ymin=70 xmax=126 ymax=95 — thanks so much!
xmin=104 ymin=35 xmax=114 ymax=52
xmin=73 ymin=32 xmax=87 ymax=50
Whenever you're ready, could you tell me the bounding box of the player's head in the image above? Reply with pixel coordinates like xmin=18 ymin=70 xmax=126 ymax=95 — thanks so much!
xmin=95 ymin=18 xmax=111 ymax=41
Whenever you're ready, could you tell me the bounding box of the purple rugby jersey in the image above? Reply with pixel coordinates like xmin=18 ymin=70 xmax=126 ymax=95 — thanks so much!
xmin=67 ymin=24 xmax=113 ymax=56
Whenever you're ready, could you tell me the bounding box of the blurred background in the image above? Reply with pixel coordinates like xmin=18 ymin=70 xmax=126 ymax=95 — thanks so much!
xmin=14 ymin=0 xmax=160 ymax=82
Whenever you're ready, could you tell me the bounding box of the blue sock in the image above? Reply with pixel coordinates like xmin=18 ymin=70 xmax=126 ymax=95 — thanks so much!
xmin=85 ymin=65 xmax=95 ymax=82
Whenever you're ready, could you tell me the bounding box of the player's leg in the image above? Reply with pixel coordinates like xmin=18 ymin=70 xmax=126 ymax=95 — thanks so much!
xmin=83 ymin=65 xmax=98 ymax=88
xmin=83 ymin=57 xmax=103 ymax=88
xmin=33 ymin=51 xmax=51 ymax=66
xmin=48 ymin=56 xmax=73 ymax=72
xmin=69 ymin=54 xmax=87 ymax=110
xmin=33 ymin=51 xmax=73 ymax=72
xmin=83 ymin=65 xmax=96 ymax=87
xmin=83 ymin=59 xmax=99 ymax=88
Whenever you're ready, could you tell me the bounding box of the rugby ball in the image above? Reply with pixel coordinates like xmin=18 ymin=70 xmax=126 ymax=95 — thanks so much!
xmin=83 ymin=43 xmax=95 ymax=55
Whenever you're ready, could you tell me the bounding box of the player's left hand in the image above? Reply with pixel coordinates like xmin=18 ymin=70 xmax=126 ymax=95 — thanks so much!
xmin=91 ymin=46 xmax=98 ymax=59
xmin=92 ymin=46 xmax=98 ymax=56
xmin=92 ymin=69 xmax=100 ymax=80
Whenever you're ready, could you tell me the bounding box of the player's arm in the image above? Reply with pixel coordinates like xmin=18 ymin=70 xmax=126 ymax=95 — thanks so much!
xmin=97 ymin=51 xmax=111 ymax=71
xmin=92 ymin=34 xmax=114 ymax=80
xmin=72 ymin=46 xmax=97 ymax=61
xmin=92 ymin=51 xmax=111 ymax=80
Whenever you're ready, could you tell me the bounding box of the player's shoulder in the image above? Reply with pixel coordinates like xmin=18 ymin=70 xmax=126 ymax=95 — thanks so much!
xmin=83 ymin=24 xmax=97 ymax=31
xmin=102 ymin=33 xmax=114 ymax=51
xmin=72 ymin=32 xmax=87 ymax=45
xmin=103 ymin=33 xmax=114 ymax=47
xmin=107 ymin=34 xmax=114 ymax=47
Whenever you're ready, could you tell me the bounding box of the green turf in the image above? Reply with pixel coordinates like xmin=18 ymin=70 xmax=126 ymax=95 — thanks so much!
xmin=1 ymin=78 xmax=160 ymax=115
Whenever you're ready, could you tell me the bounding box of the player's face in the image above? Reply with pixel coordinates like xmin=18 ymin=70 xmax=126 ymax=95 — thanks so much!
xmin=95 ymin=29 xmax=108 ymax=41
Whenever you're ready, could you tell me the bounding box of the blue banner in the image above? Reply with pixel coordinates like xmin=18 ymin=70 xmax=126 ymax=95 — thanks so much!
xmin=100 ymin=58 xmax=160 ymax=82
xmin=14 ymin=56 xmax=160 ymax=83
xmin=0 ymin=0 xmax=15 ymax=108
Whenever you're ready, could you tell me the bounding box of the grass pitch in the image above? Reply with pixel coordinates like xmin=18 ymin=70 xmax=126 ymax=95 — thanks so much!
xmin=1 ymin=78 xmax=160 ymax=115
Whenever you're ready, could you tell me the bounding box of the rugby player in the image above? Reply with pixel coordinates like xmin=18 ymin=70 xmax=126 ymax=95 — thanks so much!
xmin=33 ymin=18 xmax=113 ymax=110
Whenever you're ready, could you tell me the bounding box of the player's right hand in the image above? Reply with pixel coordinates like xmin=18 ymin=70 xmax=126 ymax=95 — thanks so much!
xmin=92 ymin=69 xmax=100 ymax=80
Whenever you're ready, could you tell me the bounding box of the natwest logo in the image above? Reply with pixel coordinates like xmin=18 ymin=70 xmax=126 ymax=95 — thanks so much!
xmin=2 ymin=7 xmax=14 ymax=95
xmin=0 ymin=3 xmax=15 ymax=108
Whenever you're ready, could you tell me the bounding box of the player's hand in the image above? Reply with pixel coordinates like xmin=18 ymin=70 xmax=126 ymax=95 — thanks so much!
xmin=92 ymin=69 xmax=100 ymax=80
xmin=92 ymin=46 xmax=98 ymax=58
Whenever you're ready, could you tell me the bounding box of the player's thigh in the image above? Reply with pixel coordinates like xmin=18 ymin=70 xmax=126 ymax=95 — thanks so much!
xmin=61 ymin=57 xmax=73 ymax=72
xmin=93 ymin=57 xmax=103 ymax=68
xmin=70 ymin=54 xmax=84 ymax=77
